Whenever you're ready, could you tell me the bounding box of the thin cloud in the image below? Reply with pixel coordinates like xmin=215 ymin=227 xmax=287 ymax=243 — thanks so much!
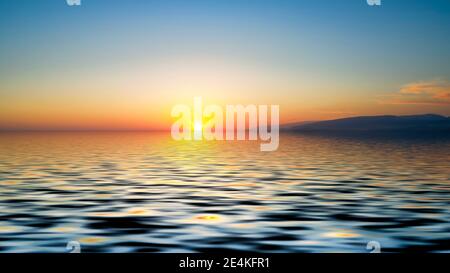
xmin=380 ymin=80 xmax=450 ymax=105
xmin=316 ymin=110 xmax=356 ymax=116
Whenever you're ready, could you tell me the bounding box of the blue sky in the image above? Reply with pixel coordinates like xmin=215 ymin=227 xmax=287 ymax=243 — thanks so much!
xmin=1 ymin=0 xmax=449 ymax=129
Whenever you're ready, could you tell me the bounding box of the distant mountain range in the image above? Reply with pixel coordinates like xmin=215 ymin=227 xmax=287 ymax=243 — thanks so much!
xmin=282 ymin=114 xmax=450 ymax=135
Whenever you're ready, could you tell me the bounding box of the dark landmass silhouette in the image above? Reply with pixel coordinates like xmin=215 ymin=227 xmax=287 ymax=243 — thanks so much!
xmin=282 ymin=114 xmax=450 ymax=137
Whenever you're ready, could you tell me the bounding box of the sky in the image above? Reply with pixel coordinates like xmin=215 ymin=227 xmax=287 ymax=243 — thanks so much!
xmin=0 ymin=0 xmax=450 ymax=130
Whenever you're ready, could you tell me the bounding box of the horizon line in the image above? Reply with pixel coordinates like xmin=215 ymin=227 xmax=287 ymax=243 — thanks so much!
xmin=1 ymin=113 xmax=448 ymax=133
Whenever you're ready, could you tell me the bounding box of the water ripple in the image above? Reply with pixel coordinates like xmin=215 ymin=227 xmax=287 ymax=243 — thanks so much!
xmin=0 ymin=132 xmax=449 ymax=252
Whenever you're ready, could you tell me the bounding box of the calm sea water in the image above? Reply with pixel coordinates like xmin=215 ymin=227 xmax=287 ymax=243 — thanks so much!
xmin=0 ymin=132 xmax=449 ymax=253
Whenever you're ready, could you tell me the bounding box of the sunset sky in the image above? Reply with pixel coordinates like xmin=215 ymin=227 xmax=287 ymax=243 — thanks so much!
xmin=1 ymin=0 xmax=449 ymax=130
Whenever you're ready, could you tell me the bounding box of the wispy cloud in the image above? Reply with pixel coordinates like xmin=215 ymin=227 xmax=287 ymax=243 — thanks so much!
xmin=381 ymin=80 xmax=450 ymax=105
xmin=316 ymin=110 xmax=356 ymax=116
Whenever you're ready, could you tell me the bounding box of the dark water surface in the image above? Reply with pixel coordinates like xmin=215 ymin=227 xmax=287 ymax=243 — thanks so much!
xmin=0 ymin=132 xmax=449 ymax=253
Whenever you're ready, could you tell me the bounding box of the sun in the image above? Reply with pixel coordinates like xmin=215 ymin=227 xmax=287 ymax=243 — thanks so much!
xmin=194 ymin=120 xmax=203 ymax=133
